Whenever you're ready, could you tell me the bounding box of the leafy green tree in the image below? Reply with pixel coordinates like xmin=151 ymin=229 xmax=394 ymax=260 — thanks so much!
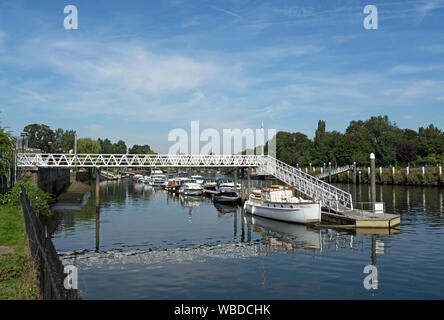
xmin=98 ymin=138 xmax=114 ymax=154
xmin=0 ymin=128 xmax=14 ymax=174
xmin=128 ymin=144 xmax=155 ymax=154
xmin=113 ymin=140 xmax=127 ymax=154
xmin=334 ymin=132 xmax=373 ymax=165
xmin=77 ymin=138 xmax=102 ymax=154
xmin=52 ymin=128 xmax=75 ymax=153
xmin=396 ymin=142 xmax=417 ymax=164
xmin=416 ymin=124 xmax=444 ymax=157
xmin=23 ymin=124 xmax=55 ymax=152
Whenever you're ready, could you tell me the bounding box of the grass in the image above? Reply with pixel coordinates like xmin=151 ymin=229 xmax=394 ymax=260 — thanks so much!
xmin=0 ymin=206 xmax=40 ymax=300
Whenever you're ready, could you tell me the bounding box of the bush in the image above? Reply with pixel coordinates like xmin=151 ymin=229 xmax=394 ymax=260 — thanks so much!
xmin=0 ymin=181 xmax=52 ymax=215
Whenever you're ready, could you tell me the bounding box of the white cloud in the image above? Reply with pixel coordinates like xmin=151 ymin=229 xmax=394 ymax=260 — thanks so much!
xmin=389 ymin=64 xmax=444 ymax=74
xmin=416 ymin=0 xmax=444 ymax=24
xmin=187 ymin=91 xmax=205 ymax=106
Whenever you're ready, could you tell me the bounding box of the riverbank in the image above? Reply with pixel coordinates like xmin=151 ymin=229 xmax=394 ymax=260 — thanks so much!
xmin=0 ymin=206 xmax=40 ymax=299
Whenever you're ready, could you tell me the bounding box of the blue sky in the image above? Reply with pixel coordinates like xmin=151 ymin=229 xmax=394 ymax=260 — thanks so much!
xmin=1 ymin=0 xmax=444 ymax=153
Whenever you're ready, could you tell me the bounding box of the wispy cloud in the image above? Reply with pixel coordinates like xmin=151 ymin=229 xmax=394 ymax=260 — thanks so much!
xmin=416 ymin=0 xmax=444 ymax=24
xmin=207 ymin=5 xmax=241 ymax=19
xmin=389 ymin=63 xmax=444 ymax=74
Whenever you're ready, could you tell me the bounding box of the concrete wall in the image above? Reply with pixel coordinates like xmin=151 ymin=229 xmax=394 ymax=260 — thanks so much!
xmin=23 ymin=168 xmax=70 ymax=195
xmin=38 ymin=168 xmax=70 ymax=195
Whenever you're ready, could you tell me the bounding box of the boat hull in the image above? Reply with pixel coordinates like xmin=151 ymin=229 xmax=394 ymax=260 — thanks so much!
xmin=179 ymin=189 xmax=203 ymax=196
xmin=244 ymin=201 xmax=321 ymax=224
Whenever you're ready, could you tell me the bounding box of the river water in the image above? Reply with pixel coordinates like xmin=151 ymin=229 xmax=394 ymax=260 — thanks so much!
xmin=46 ymin=179 xmax=444 ymax=299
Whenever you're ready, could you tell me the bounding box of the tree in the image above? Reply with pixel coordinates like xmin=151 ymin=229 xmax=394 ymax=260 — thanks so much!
xmin=52 ymin=128 xmax=75 ymax=153
xmin=128 ymin=144 xmax=155 ymax=154
xmin=113 ymin=140 xmax=127 ymax=154
xmin=98 ymin=138 xmax=114 ymax=154
xmin=416 ymin=124 xmax=444 ymax=157
xmin=396 ymin=142 xmax=417 ymax=164
xmin=0 ymin=128 xmax=13 ymax=174
xmin=23 ymin=124 xmax=55 ymax=152
xmin=334 ymin=132 xmax=373 ymax=165
xmin=76 ymin=138 xmax=101 ymax=154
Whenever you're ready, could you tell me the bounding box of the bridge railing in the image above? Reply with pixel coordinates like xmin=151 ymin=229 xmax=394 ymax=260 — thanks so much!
xmin=16 ymin=153 xmax=263 ymax=168
xmin=316 ymin=164 xmax=354 ymax=179
xmin=16 ymin=153 xmax=353 ymax=211
xmin=259 ymin=156 xmax=353 ymax=210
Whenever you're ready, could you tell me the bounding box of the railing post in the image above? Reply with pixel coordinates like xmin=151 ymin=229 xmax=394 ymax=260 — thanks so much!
xmin=370 ymin=153 xmax=376 ymax=209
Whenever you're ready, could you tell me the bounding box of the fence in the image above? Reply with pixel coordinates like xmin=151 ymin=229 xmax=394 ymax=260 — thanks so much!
xmin=20 ymin=186 xmax=78 ymax=300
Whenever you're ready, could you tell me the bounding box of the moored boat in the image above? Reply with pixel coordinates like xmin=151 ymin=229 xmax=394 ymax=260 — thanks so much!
xmin=213 ymin=190 xmax=240 ymax=204
xmin=243 ymin=186 xmax=321 ymax=224
xmin=178 ymin=179 xmax=203 ymax=196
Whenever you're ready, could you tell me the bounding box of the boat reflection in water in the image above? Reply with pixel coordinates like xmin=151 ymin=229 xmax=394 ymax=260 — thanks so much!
xmin=179 ymin=195 xmax=202 ymax=208
xmin=213 ymin=202 xmax=238 ymax=214
xmin=245 ymin=214 xmax=322 ymax=252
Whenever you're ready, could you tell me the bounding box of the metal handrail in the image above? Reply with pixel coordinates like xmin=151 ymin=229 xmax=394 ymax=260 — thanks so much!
xmin=316 ymin=164 xmax=353 ymax=179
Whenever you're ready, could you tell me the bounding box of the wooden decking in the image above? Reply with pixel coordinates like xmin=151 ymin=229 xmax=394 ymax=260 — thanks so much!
xmin=322 ymin=209 xmax=401 ymax=229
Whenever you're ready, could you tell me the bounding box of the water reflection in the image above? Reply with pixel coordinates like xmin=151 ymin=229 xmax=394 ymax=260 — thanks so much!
xmin=46 ymin=179 xmax=444 ymax=299
xmin=245 ymin=214 xmax=322 ymax=252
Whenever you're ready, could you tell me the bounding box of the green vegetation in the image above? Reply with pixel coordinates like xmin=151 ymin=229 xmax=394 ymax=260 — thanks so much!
xmin=98 ymin=138 xmax=127 ymax=154
xmin=0 ymin=206 xmax=40 ymax=299
xmin=76 ymin=137 xmax=102 ymax=154
xmin=0 ymin=127 xmax=14 ymax=175
xmin=0 ymin=181 xmax=52 ymax=299
xmin=266 ymin=115 xmax=444 ymax=167
xmin=22 ymin=123 xmax=155 ymax=155
xmin=0 ymin=181 xmax=52 ymax=215
xmin=128 ymin=144 xmax=155 ymax=154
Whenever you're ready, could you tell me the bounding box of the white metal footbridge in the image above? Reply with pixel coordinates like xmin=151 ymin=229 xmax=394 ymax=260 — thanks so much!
xmin=316 ymin=164 xmax=354 ymax=180
xmin=16 ymin=153 xmax=354 ymax=211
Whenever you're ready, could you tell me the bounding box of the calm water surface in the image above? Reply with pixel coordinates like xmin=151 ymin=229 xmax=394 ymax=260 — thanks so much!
xmin=46 ymin=180 xmax=444 ymax=299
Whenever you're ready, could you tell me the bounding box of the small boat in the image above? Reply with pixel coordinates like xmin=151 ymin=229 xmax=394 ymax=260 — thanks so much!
xmin=216 ymin=178 xmax=241 ymax=193
xmin=191 ymin=175 xmax=205 ymax=184
xmin=166 ymin=178 xmax=182 ymax=193
xmin=244 ymin=186 xmax=321 ymax=224
xmin=150 ymin=169 xmax=166 ymax=186
xmin=213 ymin=190 xmax=240 ymax=204
xmin=176 ymin=172 xmax=190 ymax=182
xmin=178 ymin=179 xmax=203 ymax=196
xmin=133 ymin=174 xmax=143 ymax=182
xmin=140 ymin=175 xmax=151 ymax=184
xmin=202 ymin=178 xmax=217 ymax=190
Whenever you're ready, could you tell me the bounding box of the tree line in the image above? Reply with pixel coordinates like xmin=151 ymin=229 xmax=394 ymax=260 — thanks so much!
xmin=265 ymin=115 xmax=444 ymax=167
xmin=21 ymin=124 xmax=156 ymax=155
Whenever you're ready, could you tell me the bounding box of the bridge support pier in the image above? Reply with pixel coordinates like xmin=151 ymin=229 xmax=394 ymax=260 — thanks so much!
xmin=95 ymin=168 xmax=100 ymax=252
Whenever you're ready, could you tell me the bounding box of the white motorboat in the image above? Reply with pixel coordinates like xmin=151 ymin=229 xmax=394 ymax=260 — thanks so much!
xmin=178 ymin=179 xmax=203 ymax=196
xmin=176 ymin=172 xmax=190 ymax=182
xmin=216 ymin=178 xmax=241 ymax=193
xmin=244 ymin=186 xmax=321 ymax=224
xmin=150 ymin=169 xmax=166 ymax=186
xmin=202 ymin=178 xmax=217 ymax=190
xmin=138 ymin=175 xmax=151 ymax=184
xmin=191 ymin=175 xmax=204 ymax=184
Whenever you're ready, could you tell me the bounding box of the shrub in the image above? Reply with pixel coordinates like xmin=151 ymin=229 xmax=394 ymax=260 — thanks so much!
xmin=0 ymin=181 xmax=52 ymax=215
